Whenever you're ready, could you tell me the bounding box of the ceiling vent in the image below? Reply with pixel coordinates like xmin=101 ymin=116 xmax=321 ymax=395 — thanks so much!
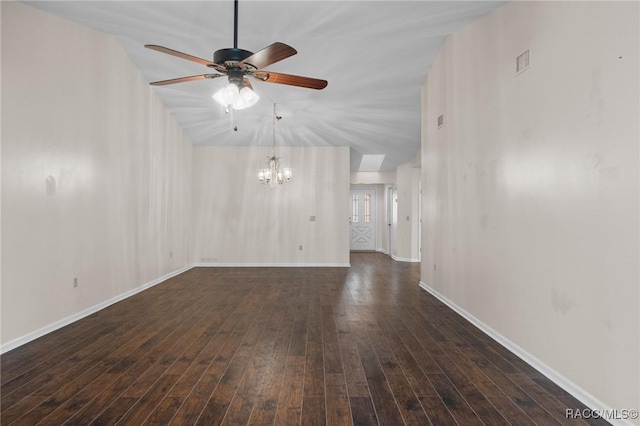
xmin=516 ymin=50 xmax=530 ymax=74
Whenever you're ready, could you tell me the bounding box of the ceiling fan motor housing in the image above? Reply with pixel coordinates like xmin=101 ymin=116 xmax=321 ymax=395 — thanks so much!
xmin=213 ymin=48 xmax=254 ymax=66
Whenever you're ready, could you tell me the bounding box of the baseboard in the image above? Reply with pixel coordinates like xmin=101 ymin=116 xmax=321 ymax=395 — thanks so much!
xmin=1 ymin=265 xmax=193 ymax=354
xmin=194 ymin=262 xmax=351 ymax=268
xmin=391 ymin=255 xmax=420 ymax=263
xmin=376 ymin=248 xmax=389 ymax=255
xmin=418 ymin=281 xmax=634 ymax=426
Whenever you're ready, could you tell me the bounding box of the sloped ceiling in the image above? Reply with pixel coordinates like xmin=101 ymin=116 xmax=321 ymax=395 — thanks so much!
xmin=25 ymin=1 xmax=504 ymax=171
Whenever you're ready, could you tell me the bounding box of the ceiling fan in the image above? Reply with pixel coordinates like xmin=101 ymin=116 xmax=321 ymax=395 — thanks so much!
xmin=145 ymin=0 xmax=327 ymax=109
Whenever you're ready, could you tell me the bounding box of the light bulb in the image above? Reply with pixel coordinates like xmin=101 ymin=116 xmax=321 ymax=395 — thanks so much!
xmin=223 ymin=83 xmax=239 ymax=104
xmin=213 ymin=83 xmax=239 ymax=107
xmin=234 ymin=87 xmax=259 ymax=110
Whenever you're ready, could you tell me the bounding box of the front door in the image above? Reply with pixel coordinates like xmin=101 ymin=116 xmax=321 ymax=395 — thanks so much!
xmin=350 ymin=189 xmax=376 ymax=251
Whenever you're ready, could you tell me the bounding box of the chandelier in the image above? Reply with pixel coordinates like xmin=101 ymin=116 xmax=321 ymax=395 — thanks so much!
xmin=258 ymin=104 xmax=292 ymax=186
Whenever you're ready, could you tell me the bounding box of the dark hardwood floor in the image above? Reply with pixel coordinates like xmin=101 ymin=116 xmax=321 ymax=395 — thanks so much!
xmin=1 ymin=253 xmax=607 ymax=425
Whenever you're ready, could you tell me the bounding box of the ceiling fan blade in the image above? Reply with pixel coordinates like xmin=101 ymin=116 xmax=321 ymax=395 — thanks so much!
xmin=254 ymin=71 xmax=328 ymax=90
xmin=149 ymin=74 xmax=222 ymax=86
xmin=145 ymin=45 xmax=220 ymax=68
xmin=241 ymin=42 xmax=297 ymax=70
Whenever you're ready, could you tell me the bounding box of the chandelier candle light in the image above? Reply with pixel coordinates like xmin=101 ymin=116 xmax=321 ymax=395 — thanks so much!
xmin=258 ymin=103 xmax=292 ymax=187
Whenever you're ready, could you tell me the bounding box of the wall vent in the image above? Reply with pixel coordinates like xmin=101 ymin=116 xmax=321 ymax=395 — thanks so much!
xmin=516 ymin=50 xmax=530 ymax=74
xmin=437 ymin=114 xmax=444 ymax=128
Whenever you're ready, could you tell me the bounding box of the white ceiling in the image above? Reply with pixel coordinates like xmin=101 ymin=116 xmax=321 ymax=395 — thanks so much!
xmin=25 ymin=1 xmax=504 ymax=171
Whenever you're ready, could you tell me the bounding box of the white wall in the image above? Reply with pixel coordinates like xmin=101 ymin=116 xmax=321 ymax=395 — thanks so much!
xmin=421 ymin=1 xmax=638 ymax=417
xmin=350 ymin=171 xmax=396 ymax=185
xmin=1 ymin=2 xmax=193 ymax=349
xmin=394 ymin=162 xmax=421 ymax=262
xmin=192 ymin=146 xmax=350 ymax=266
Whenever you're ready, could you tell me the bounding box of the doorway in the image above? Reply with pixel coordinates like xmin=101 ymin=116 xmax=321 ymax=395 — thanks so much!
xmin=349 ymin=189 xmax=376 ymax=251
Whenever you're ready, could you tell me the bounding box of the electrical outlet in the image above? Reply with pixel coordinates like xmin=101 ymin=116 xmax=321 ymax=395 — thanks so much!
xmin=299 ymin=245 xmax=303 ymax=251
xmin=73 ymin=278 xmax=78 ymax=288
xmin=309 ymin=216 xmax=316 ymax=222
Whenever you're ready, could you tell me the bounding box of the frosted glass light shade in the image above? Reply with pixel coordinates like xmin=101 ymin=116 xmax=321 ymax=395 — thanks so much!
xmin=213 ymin=83 xmax=259 ymax=110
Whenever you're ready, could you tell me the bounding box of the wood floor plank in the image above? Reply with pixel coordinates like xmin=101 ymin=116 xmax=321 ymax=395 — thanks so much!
xmin=194 ymin=317 xmax=270 ymax=424
xmin=61 ymin=360 xmax=158 ymax=425
xmin=170 ymin=299 xmax=265 ymax=424
xmin=442 ymin=342 xmax=504 ymax=398
xmin=418 ymin=396 xmax=456 ymax=426
xmin=430 ymin=344 xmax=509 ymax=426
xmin=484 ymin=395 xmax=539 ymax=425
xmin=325 ymin=373 xmax=353 ymax=426
xmin=427 ymin=372 xmax=484 ymax=425
xmin=288 ymin=317 xmax=308 ymax=357
xmin=1 ymin=320 xmax=112 ymax=389
xmin=52 ymin=296 xmax=211 ymax=425
xmin=376 ymin=314 xmax=438 ymax=397
xmin=220 ymin=296 xmax=291 ymax=426
xmin=507 ymin=372 xmax=590 ymax=425
xmin=169 ymin=373 xmax=221 ymax=425
xmin=337 ymin=329 xmax=370 ymax=397
xmin=4 ymin=315 xmax=168 ymax=424
xmin=37 ymin=373 xmax=121 ymax=425
xmin=196 ymin=294 xmax=276 ymax=425
xmin=143 ymin=396 xmax=183 ymax=425
xmin=165 ymin=309 xmax=237 ymax=398
xmin=223 ymin=288 xmax=296 ymax=425
xmin=321 ymin=305 xmax=344 ymax=375
xmin=274 ymin=356 xmax=305 ymax=426
xmin=367 ymin=325 xmax=430 ymax=425
xmin=246 ymin=371 xmax=283 ymax=426
xmin=300 ymin=396 xmax=326 ymax=426
xmin=88 ymin=396 xmax=138 ymax=426
xmin=117 ymin=374 xmax=179 ymax=425
xmin=247 ymin=320 xmax=298 ymax=425
xmin=2 ymin=322 xmax=121 ymax=409
xmin=355 ymin=331 xmax=405 ymax=425
xmin=457 ymin=345 xmax=562 ymax=426
xmin=303 ymin=306 xmax=325 ymax=399
xmin=349 ymin=396 xmax=379 ymax=426
xmin=0 ymin=254 xmax=595 ymax=426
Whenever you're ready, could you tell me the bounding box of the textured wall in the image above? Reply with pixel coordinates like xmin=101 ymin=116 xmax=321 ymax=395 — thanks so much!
xmin=421 ymin=1 xmax=638 ymax=414
xmin=192 ymin=146 xmax=350 ymax=266
xmin=2 ymin=2 xmax=193 ymax=346
xmin=395 ymin=163 xmax=421 ymax=262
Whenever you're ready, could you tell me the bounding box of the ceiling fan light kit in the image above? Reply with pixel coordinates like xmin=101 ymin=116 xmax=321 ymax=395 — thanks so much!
xmin=212 ymin=82 xmax=259 ymax=110
xmin=145 ymin=0 xmax=327 ymax=110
